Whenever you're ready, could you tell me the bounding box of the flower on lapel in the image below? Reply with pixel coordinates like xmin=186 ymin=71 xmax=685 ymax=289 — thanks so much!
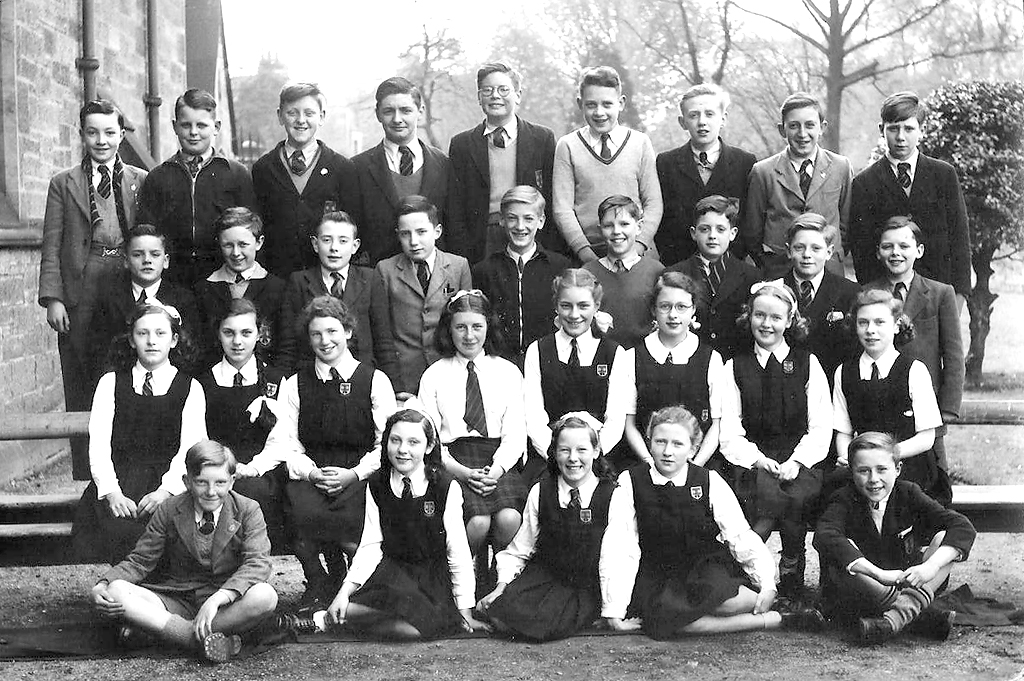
xmin=130 ymin=184 xmax=137 ymax=191
xmin=826 ymin=309 xmax=845 ymax=324
xmin=320 ymin=168 xmax=329 ymax=176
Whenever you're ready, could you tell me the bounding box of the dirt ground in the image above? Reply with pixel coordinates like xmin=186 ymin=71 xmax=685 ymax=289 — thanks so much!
xmin=3 ymin=533 xmax=1023 ymax=681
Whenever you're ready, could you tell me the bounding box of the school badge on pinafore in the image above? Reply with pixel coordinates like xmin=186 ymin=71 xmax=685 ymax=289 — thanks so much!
xmin=701 ymin=409 xmax=710 ymax=423
xmin=579 ymin=508 xmax=592 ymax=524
xmin=595 ymin=364 xmax=608 ymax=378
xmin=264 ymin=381 xmax=279 ymax=399
xmin=338 ymin=382 xmax=351 ymax=396
xmin=782 ymin=359 xmax=795 ymax=375
xmin=690 ymin=486 xmax=703 ymax=501
xmin=423 ymin=501 xmax=436 ymax=517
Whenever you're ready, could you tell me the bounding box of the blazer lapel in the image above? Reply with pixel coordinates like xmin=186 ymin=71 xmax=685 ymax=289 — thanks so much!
xmin=120 ymin=165 xmax=143 ymax=226
xmin=418 ymin=142 xmax=442 ymax=199
xmin=343 ymin=267 xmax=368 ymax=304
xmin=903 ymin=274 xmax=926 ymax=321
xmin=211 ymin=495 xmax=242 ymax=566
xmin=68 ymin=166 xmax=93 ymax=221
xmin=301 ymin=142 xmax=334 ymax=198
xmin=397 ymin=256 xmax=425 ymax=299
xmin=704 ymin=143 xmax=731 ymax=192
xmin=875 ymin=158 xmax=908 ymax=206
xmin=678 ymin=143 xmax=703 ymax=187
xmin=773 ymin=153 xmax=803 ymax=200
xmin=173 ymin=500 xmax=204 ymax=563
xmin=301 ymin=269 xmax=328 ymax=297
xmin=468 ymin=123 xmax=490 ymax=187
xmin=714 ymin=257 xmax=744 ymax=303
xmin=426 ymin=250 xmax=451 ymax=301
xmin=805 ymin=150 xmax=834 ymax=202
xmin=367 ymin=144 xmax=400 ymax=209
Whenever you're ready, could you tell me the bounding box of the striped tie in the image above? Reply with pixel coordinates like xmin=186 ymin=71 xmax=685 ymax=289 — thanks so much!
xmin=463 ymin=361 xmax=488 ymax=436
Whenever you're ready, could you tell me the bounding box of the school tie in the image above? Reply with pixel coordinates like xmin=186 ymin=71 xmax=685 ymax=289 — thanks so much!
xmin=289 ymin=149 xmax=307 ymax=176
xmin=893 ymin=282 xmax=907 ymax=302
xmin=416 ymin=261 xmax=430 ymax=294
xmin=330 ymin=271 xmax=345 ymax=298
xmin=401 ymin=476 xmax=413 ymax=501
xmin=664 ymin=480 xmax=675 ymax=488
xmin=665 ymin=352 xmax=674 ymax=365
xmin=198 ymin=510 xmax=215 ymax=535
xmin=568 ymin=338 xmax=580 ymax=369
xmin=799 ymin=159 xmax=813 ymax=197
xmin=463 ymin=360 xmax=488 ymax=436
xmin=233 ymin=371 xmax=244 ymax=387
xmin=234 ymin=272 xmax=245 ymax=284
xmin=614 ymin=259 xmax=626 ymax=273
xmin=706 ymin=261 xmax=723 ymax=297
xmin=492 ymin=127 xmax=507 ymax=149
xmin=799 ymin=280 xmax=814 ymax=309
xmin=599 ymin=133 xmax=611 ymax=160
xmin=897 ymin=162 xmax=912 ymax=190
xmin=398 ymin=145 xmax=414 ymax=176
xmin=568 ymin=487 xmax=581 ymax=512
xmin=142 ymin=371 xmax=154 ymax=396
xmin=697 ymin=151 xmax=710 ymax=169
xmin=187 ymin=155 xmax=201 ymax=178
xmin=870 ymin=362 xmax=880 ymax=382
xmin=97 ymin=164 xmax=112 ymax=199
xmin=136 ymin=289 xmax=147 ymax=304
xmin=329 ymin=367 xmax=342 ymax=384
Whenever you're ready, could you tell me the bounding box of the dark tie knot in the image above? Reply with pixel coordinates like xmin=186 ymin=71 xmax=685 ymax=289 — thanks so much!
xmin=599 ymin=133 xmax=612 ymax=160
xmin=665 ymin=352 xmax=674 ymax=365
xmin=187 ymin=156 xmax=202 ymax=177
xmin=399 ymin=145 xmax=414 ymax=176
xmin=664 ymin=480 xmax=675 ymax=488
xmin=401 ymin=476 xmax=413 ymax=500
xmin=290 ymin=149 xmax=307 ymax=175
xmin=330 ymin=367 xmax=342 ymax=383
xmin=142 ymin=371 xmax=154 ymax=396
xmin=233 ymin=371 xmax=244 ymax=387
xmin=493 ymin=127 xmax=507 ymax=148
xmin=199 ymin=511 xmax=215 ymax=535
xmin=568 ymin=488 xmax=582 ymax=509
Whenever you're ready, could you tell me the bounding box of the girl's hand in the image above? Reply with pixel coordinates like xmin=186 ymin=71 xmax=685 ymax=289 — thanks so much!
xmin=476 ymin=583 xmax=507 ymax=613
xmin=482 ymin=465 xmax=505 ymax=483
xmin=754 ymin=456 xmax=780 ymax=476
xmin=234 ymin=463 xmax=258 ymax=479
xmin=326 ymin=594 xmax=349 ymax=627
xmin=593 ymin=311 xmax=614 ymax=334
xmin=466 ymin=469 xmax=496 ymax=497
xmin=137 ymin=489 xmax=171 ymax=516
xmin=777 ymin=460 xmax=801 ymax=482
xmin=460 ymin=608 xmax=492 ymax=633
xmin=603 ymin=617 xmax=641 ymax=631
xmin=317 ymin=467 xmax=357 ymax=495
xmin=753 ymin=587 xmax=777 ymax=614
xmin=105 ymin=492 xmax=138 ymax=519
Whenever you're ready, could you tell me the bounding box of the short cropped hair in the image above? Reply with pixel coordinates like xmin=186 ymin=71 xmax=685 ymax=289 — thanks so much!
xmin=317 ymin=210 xmax=360 ymax=239
xmin=375 ymin=77 xmax=422 ymax=109
xmin=299 ymin=295 xmax=356 ymax=335
xmin=598 ymin=194 xmax=642 ymax=224
xmin=786 ymin=212 xmax=838 ymax=247
xmin=185 ymin=439 xmax=237 ymax=477
xmin=396 ymin=195 xmax=439 ymax=226
xmin=500 ymin=185 xmax=545 ymax=216
xmin=848 ymin=431 xmax=900 ymax=467
xmin=694 ymin=195 xmax=740 ymax=227
xmin=477 ymin=62 xmax=522 ymax=91
xmin=850 ymin=288 xmax=916 ymax=347
xmin=579 ymin=66 xmax=622 ymax=97
xmin=646 ymin=405 xmax=705 ymax=451
xmin=174 ymin=88 xmax=217 ymax=118
xmin=880 ymin=91 xmax=926 ymax=125
xmin=680 ymin=83 xmax=730 ymax=112
xmin=780 ymin=92 xmax=824 ymax=123
xmin=80 ymin=99 xmax=125 ymax=129
xmin=877 ymin=215 xmax=923 ymax=247
xmin=279 ymin=82 xmax=326 ymax=110
xmin=126 ymin=223 xmax=168 ymax=251
xmin=215 ymin=206 xmax=264 ymax=238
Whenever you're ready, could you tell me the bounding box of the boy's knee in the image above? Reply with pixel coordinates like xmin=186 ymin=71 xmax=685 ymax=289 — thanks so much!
xmin=243 ymin=582 xmax=279 ymax=614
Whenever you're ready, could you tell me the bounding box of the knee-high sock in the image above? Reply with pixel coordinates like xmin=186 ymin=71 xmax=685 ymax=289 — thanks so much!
xmin=882 ymin=584 xmax=933 ymax=633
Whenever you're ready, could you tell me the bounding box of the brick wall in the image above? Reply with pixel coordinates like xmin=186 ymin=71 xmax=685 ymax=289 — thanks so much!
xmin=0 ymin=0 xmax=188 ymax=482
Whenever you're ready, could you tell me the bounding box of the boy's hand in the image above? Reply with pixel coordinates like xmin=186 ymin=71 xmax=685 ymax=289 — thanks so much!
xmin=777 ymin=460 xmax=801 ymax=482
xmin=193 ymin=591 xmax=230 ymax=640
xmin=137 ymin=489 xmax=171 ymax=516
xmin=900 ymin=563 xmax=940 ymax=588
xmin=46 ymin=300 xmax=71 ymax=334
xmin=753 ymin=586 xmax=777 ymax=614
xmin=91 ymin=582 xmax=124 ymax=617
xmin=105 ymin=492 xmax=138 ymax=519
xmin=874 ymin=568 xmax=906 ymax=586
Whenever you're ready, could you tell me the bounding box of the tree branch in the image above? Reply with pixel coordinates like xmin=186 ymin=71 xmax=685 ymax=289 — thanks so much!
xmin=845 ymin=0 xmax=951 ymax=53
xmin=732 ymin=3 xmax=828 ymax=53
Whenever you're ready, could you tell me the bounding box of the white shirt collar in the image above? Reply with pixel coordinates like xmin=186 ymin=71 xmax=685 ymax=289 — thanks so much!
xmin=644 ymin=331 xmax=699 ymax=364
xmin=600 ymin=251 xmax=641 ymax=271
xmin=484 ymin=116 xmax=519 ymax=140
xmin=389 ymin=466 xmax=429 ymax=496
xmin=793 ymin=268 xmax=826 ymax=294
xmin=583 ymin=124 xmax=627 ymax=149
xmin=314 ymin=353 xmax=359 ymax=381
xmin=194 ymin=504 xmax=223 ymax=527
xmin=130 ymin=280 xmax=162 ymax=302
xmin=506 ymin=243 xmax=537 ymax=264
xmin=649 ymin=462 xmax=689 ymax=486
xmin=206 ymin=262 xmax=268 ymax=283
xmin=320 ymin=264 xmax=351 ymax=293
xmin=557 ymin=474 xmax=599 ymax=505
xmin=692 ymin=138 xmax=721 ymax=164
xmin=859 ymin=346 xmax=901 ymax=378
xmin=754 ymin=340 xmax=791 ymax=367
xmin=213 ymin=355 xmax=259 ymax=386
xmin=132 ymin=360 xmax=176 ymax=384
xmin=555 ymin=327 xmax=596 ymax=352
xmin=788 ymin=147 xmax=819 ymax=171
xmin=886 ymin=149 xmax=919 ymax=175
xmin=285 ymin=138 xmax=319 ymax=161
xmin=384 ymin=137 xmax=422 ymax=162
xmin=407 ymin=248 xmax=437 ymax=274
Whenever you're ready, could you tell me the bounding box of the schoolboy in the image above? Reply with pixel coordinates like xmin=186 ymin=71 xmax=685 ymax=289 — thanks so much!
xmin=352 ymin=77 xmax=452 ymax=266
xmin=582 ymin=195 xmax=665 ymax=349
xmin=782 ymin=213 xmax=861 ymax=385
xmin=90 ymin=224 xmax=200 ymax=377
xmin=38 ymin=99 xmax=148 ymax=480
xmin=743 ymin=92 xmax=853 ymax=277
xmin=668 ymin=195 xmax=760 ymax=360
xmin=370 ymin=195 xmax=472 ymax=399
xmin=472 ymin=186 xmax=570 ymax=367
xmin=241 ymin=296 xmax=397 ymax=609
xmin=90 ymin=441 xmax=278 ymax=663
xmin=656 ymin=83 xmax=756 ymax=266
xmin=850 ymin=91 xmax=971 ymax=307
xmin=814 ymin=432 xmax=975 ymax=643
xmin=448 ymin=63 xmax=562 ymax=264
xmin=138 ymin=88 xmax=256 ymax=287
xmin=253 ymin=82 xmax=361 ymax=277
xmin=866 ymin=216 xmax=964 ymax=472
xmin=282 ymin=210 xmax=374 ymax=366
xmin=553 ymin=66 xmax=663 ymax=263
xmin=194 ymin=208 xmax=290 ymax=371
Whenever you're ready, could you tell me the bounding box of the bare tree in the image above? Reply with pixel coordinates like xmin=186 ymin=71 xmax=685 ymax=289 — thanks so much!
xmin=399 ymin=26 xmax=465 ymax=148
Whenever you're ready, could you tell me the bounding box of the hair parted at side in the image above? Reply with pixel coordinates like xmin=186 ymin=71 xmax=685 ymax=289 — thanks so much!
xmin=876 ymin=214 xmax=923 ymax=247
xmin=279 ymin=82 xmax=326 ymax=110
xmin=317 ymin=210 xmax=360 ymax=239
xmin=375 ymin=77 xmax=423 ymax=109
xmin=500 ymin=185 xmax=545 ymax=216
xmin=127 ymin=223 xmax=169 ymax=251
xmin=396 ymin=194 xmax=439 ymax=227
xmin=848 ymin=431 xmax=900 ymax=466
xmin=477 ymin=62 xmax=522 ymax=91
xmin=649 ymin=270 xmax=706 ymax=315
xmin=185 ymin=439 xmax=238 ymax=477
xmin=780 ymin=91 xmax=824 ymax=123
xmin=880 ymin=91 xmax=926 ymax=125
xmin=694 ymin=194 xmax=740 ymax=226
xmin=80 ymin=99 xmax=126 ymax=129
xmin=579 ymin=65 xmax=622 ymax=96
xmin=380 ymin=408 xmax=445 ymax=483
xmin=786 ymin=212 xmax=838 ymax=247
xmin=436 ymin=290 xmax=504 ymax=357
xmin=215 ymin=206 xmax=264 ymax=238
xmin=849 ymin=288 xmax=916 ymax=347
xmin=299 ymin=295 xmax=356 ymax=336
xmin=598 ymin=194 xmax=642 ymax=223
xmin=645 ymin=405 xmax=704 ymax=451
xmin=680 ymin=83 xmax=730 ymax=112
xmin=174 ymin=88 xmax=217 ymax=118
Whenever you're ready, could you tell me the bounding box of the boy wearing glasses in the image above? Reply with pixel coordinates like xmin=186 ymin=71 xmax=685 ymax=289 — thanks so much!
xmin=370 ymin=195 xmax=472 ymax=400
xmin=448 ymin=62 xmax=561 ymax=265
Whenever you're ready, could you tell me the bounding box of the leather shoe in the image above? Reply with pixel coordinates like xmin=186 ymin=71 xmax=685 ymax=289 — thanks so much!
xmin=858 ymin=616 xmax=895 ymax=644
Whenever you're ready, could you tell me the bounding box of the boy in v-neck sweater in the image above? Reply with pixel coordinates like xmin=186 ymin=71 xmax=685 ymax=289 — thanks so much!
xmin=553 ymin=66 xmax=663 ymax=264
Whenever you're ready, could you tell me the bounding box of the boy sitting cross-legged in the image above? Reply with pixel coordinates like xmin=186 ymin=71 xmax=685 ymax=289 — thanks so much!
xmin=90 ymin=440 xmax=278 ymax=663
